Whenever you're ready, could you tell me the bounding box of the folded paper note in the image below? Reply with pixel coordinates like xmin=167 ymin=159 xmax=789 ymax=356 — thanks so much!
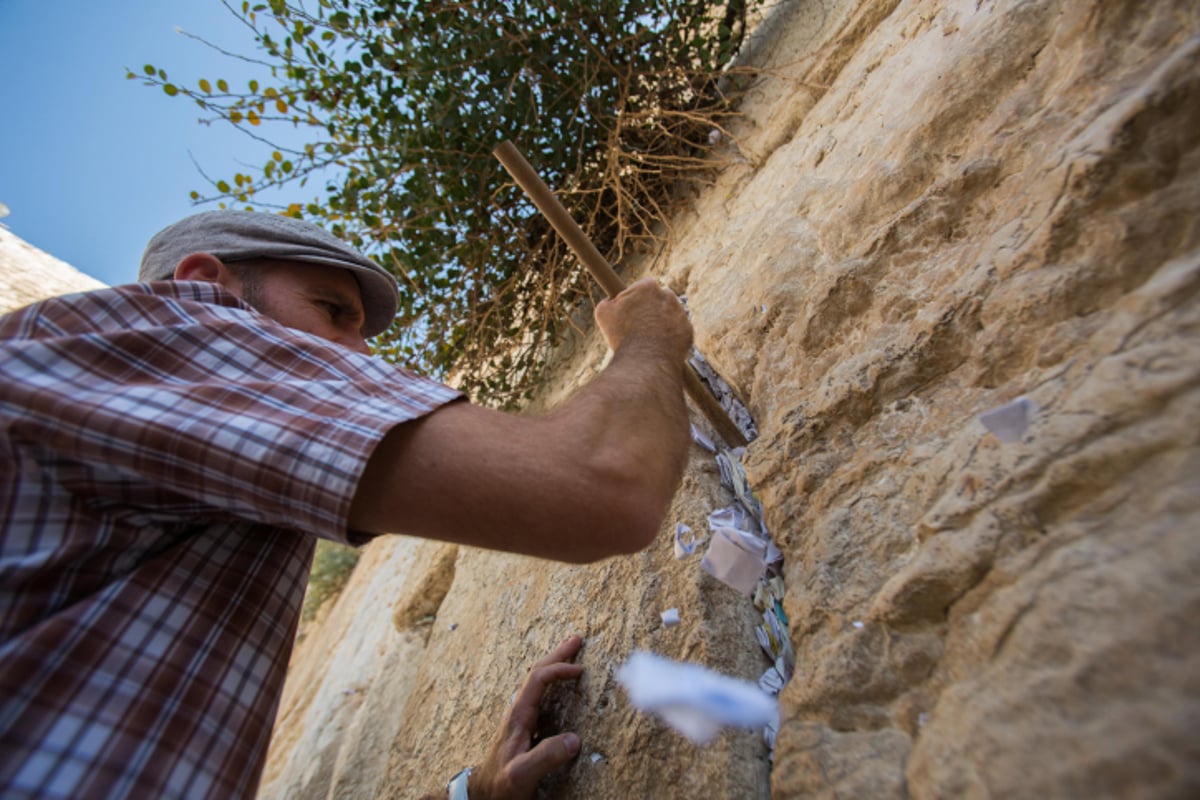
xmin=708 ymin=505 xmax=760 ymax=536
xmin=758 ymin=666 xmax=784 ymax=695
xmin=702 ymin=527 xmax=768 ymax=595
xmin=687 ymin=349 xmax=759 ymax=442
xmin=615 ymin=651 xmax=778 ymax=744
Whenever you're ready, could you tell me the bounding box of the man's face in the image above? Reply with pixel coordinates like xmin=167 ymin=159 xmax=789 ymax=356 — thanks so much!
xmin=233 ymin=260 xmax=371 ymax=354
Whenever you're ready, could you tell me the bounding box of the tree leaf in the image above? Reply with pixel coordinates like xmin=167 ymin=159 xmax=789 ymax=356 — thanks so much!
xmin=133 ymin=0 xmax=762 ymax=397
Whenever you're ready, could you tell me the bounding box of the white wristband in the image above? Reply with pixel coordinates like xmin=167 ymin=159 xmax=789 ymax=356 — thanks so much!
xmin=447 ymin=766 xmax=473 ymax=800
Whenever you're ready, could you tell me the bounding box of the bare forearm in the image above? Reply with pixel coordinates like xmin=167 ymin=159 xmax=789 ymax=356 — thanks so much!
xmin=552 ymin=340 xmax=690 ymax=534
xmin=348 ymin=279 xmax=693 ymax=562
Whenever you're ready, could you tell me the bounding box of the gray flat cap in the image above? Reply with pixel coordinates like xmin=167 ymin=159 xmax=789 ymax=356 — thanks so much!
xmin=139 ymin=209 xmax=400 ymax=337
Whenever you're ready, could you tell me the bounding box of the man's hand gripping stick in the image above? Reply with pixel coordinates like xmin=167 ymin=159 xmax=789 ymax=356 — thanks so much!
xmin=493 ymin=140 xmax=748 ymax=448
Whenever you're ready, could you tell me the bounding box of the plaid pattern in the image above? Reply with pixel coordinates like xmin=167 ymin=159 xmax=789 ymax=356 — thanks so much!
xmin=0 ymin=282 xmax=461 ymax=798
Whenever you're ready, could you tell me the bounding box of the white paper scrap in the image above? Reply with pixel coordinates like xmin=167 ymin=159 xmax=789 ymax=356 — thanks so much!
xmin=708 ymin=505 xmax=760 ymax=536
xmin=661 ymin=607 xmax=681 ymax=628
xmin=714 ymin=449 xmax=763 ymax=522
xmin=755 ymin=625 xmax=774 ymax=660
xmin=980 ymin=396 xmax=1039 ymax=442
xmin=687 ymin=349 xmax=759 ymax=442
xmin=615 ymin=651 xmax=779 ymax=744
xmin=758 ymin=666 xmax=784 ymax=695
xmin=764 ymin=706 xmax=781 ymax=751
xmin=674 ymin=523 xmax=702 ymax=559
xmin=689 ymin=424 xmax=716 ymax=453
xmin=701 ymin=527 xmax=768 ymax=595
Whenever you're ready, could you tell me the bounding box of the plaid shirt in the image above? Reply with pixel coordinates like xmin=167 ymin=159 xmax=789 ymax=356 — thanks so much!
xmin=0 ymin=282 xmax=461 ymax=798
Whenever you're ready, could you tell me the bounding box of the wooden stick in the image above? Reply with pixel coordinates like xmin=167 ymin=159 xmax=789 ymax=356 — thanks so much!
xmin=493 ymin=140 xmax=748 ymax=448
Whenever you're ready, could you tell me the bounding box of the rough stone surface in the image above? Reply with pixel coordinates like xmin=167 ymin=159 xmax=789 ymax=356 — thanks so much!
xmin=261 ymin=1 xmax=1200 ymax=798
xmin=0 ymin=226 xmax=105 ymax=312
xmin=259 ymin=538 xmax=441 ymax=799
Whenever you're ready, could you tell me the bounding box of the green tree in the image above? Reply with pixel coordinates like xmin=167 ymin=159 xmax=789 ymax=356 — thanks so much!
xmin=133 ymin=0 xmax=757 ymax=402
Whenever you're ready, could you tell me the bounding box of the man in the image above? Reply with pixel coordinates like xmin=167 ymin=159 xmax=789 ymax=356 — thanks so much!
xmin=0 ymin=210 xmax=693 ymax=798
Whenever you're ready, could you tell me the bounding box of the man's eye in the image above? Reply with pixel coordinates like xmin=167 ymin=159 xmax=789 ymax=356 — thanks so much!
xmin=319 ymin=301 xmax=342 ymax=319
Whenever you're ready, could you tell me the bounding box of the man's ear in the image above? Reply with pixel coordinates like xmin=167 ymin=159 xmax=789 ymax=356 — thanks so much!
xmin=174 ymin=253 xmax=245 ymax=298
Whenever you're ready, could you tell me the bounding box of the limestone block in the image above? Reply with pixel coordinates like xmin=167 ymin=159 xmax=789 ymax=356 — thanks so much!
xmin=263 ymin=1 xmax=1200 ymax=797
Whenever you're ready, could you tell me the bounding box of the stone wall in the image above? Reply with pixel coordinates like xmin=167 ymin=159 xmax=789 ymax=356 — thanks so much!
xmin=260 ymin=1 xmax=1200 ymax=797
xmin=0 ymin=227 xmax=105 ymax=312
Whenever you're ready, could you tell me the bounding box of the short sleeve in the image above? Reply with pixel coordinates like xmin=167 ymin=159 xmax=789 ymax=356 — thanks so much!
xmin=0 ymin=283 xmax=463 ymax=540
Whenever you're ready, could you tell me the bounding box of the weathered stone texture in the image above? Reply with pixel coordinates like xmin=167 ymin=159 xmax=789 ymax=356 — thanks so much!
xmin=0 ymin=227 xmax=105 ymax=312
xmin=261 ymin=1 xmax=1200 ymax=798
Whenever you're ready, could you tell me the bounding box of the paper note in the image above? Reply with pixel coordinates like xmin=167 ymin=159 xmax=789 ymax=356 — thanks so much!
xmin=689 ymin=424 xmax=717 ymax=453
xmin=674 ymin=523 xmax=704 ymax=559
xmin=687 ymin=349 xmax=759 ymax=442
xmin=615 ymin=651 xmax=778 ymax=744
xmin=701 ymin=527 xmax=768 ymax=595
xmin=980 ymin=396 xmax=1039 ymax=442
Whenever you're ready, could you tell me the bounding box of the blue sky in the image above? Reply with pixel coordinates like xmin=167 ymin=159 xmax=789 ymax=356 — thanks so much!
xmin=0 ymin=1 xmax=312 ymax=286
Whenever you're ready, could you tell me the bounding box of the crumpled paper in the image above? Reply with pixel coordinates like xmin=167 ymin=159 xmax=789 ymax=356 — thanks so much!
xmin=675 ymin=401 xmax=792 ymax=759
xmin=758 ymin=666 xmax=784 ymax=695
xmin=701 ymin=527 xmax=768 ymax=595
xmin=763 ymin=706 xmax=781 ymax=753
xmin=687 ymin=348 xmax=759 ymax=442
xmin=689 ymin=424 xmax=717 ymax=454
xmin=674 ymin=523 xmax=707 ymax=559
xmin=708 ymin=504 xmax=760 ymax=536
xmin=715 ymin=450 xmax=764 ymax=526
xmin=750 ymin=574 xmax=794 ymax=680
xmin=700 ymin=503 xmax=780 ymax=593
xmin=615 ymin=650 xmax=779 ymax=744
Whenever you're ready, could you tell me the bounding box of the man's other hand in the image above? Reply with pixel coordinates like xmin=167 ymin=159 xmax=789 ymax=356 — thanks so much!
xmin=472 ymin=635 xmax=585 ymax=800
